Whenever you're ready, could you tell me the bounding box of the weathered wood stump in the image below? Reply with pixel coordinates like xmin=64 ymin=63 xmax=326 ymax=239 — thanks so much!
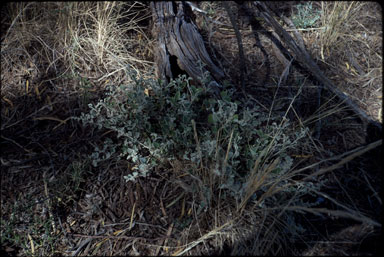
xmin=150 ymin=1 xmax=224 ymax=86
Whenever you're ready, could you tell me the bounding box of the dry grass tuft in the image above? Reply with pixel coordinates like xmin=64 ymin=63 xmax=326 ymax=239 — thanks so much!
xmin=318 ymin=2 xmax=364 ymax=60
xmin=1 ymin=2 xmax=153 ymax=99
xmin=316 ymin=1 xmax=382 ymax=122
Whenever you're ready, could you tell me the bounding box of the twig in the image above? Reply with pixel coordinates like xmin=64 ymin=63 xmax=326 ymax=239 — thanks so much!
xmin=191 ymin=119 xmax=203 ymax=170
xmin=285 ymin=206 xmax=381 ymax=227
xmin=302 ymin=139 xmax=382 ymax=181
xmin=71 ymin=237 xmax=93 ymax=257
xmin=70 ymin=233 xmax=168 ymax=242
xmin=0 ymin=135 xmax=31 ymax=153
xmin=288 ymin=139 xmax=382 ymax=180
xmin=223 ymin=2 xmax=246 ymax=95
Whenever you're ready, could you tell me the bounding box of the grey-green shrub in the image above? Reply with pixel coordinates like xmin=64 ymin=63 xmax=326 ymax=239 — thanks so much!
xmin=292 ymin=2 xmax=321 ymax=29
xmin=75 ymin=69 xmax=308 ymax=189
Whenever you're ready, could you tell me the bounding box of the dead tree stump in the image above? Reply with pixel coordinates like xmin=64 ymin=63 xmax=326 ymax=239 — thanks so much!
xmin=150 ymin=1 xmax=224 ymax=86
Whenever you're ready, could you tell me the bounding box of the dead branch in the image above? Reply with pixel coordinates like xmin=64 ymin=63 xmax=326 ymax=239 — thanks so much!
xmin=253 ymin=1 xmax=382 ymax=130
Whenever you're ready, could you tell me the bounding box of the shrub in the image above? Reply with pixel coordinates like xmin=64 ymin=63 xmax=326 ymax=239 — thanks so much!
xmin=75 ymin=69 xmax=311 ymax=207
xmin=292 ymin=2 xmax=321 ymax=29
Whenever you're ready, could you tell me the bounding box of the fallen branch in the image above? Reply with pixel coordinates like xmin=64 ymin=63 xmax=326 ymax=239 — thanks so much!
xmin=253 ymin=1 xmax=382 ymax=131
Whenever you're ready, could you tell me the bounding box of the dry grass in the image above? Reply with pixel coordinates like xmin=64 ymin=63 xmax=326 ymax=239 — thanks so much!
xmin=1 ymin=1 xmax=382 ymax=256
xmin=1 ymin=2 xmax=153 ymax=99
xmin=318 ymin=2 xmax=363 ymax=60
xmin=315 ymin=1 xmax=382 ymax=122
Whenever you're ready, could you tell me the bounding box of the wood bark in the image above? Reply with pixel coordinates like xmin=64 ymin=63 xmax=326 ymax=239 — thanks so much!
xmin=150 ymin=1 xmax=224 ymax=87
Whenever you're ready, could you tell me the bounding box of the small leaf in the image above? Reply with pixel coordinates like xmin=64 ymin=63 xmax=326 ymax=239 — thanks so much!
xmin=208 ymin=113 xmax=215 ymax=124
xmin=174 ymin=90 xmax=180 ymax=101
xmin=220 ymin=90 xmax=228 ymax=100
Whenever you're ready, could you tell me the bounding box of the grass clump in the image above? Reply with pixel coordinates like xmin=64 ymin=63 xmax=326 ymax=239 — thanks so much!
xmin=1 ymin=2 xmax=152 ymax=98
xmin=318 ymin=2 xmax=368 ymax=60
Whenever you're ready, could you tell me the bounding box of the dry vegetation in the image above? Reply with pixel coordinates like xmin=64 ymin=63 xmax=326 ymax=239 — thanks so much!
xmin=317 ymin=2 xmax=382 ymax=122
xmin=1 ymin=1 xmax=382 ymax=256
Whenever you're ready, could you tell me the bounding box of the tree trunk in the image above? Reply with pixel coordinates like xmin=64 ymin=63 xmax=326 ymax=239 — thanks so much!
xmin=150 ymin=1 xmax=224 ymax=86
